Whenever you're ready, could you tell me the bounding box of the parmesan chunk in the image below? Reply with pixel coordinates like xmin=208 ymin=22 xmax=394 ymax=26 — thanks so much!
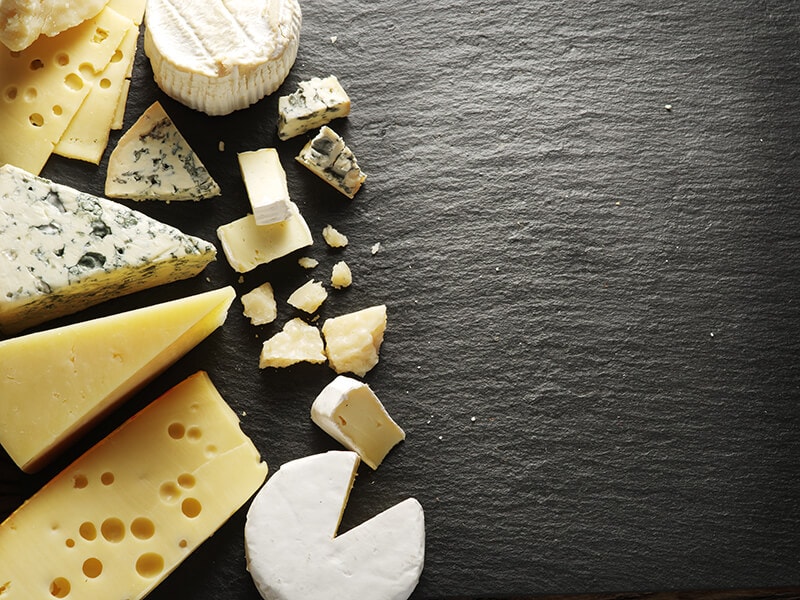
xmin=330 ymin=261 xmax=352 ymax=289
xmin=0 ymin=0 xmax=110 ymax=51
xmin=322 ymin=305 xmax=387 ymax=377
xmin=242 ymin=282 xmax=277 ymax=326
xmin=322 ymin=224 xmax=348 ymax=248
xmin=287 ymin=280 xmax=328 ymax=314
xmin=259 ymin=318 xmax=326 ymax=368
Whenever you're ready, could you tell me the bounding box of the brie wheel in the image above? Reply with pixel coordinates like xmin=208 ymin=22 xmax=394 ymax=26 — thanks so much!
xmin=144 ymin=0 xmax=301 ymax=115
xmin=244 ymin=451 xmax=425 ymax=600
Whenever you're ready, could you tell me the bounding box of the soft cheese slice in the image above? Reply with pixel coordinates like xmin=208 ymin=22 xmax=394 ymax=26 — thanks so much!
xmin=245 ymin=451 xmax=425 ymax=600
xmin=0 ymin=371 xmax=268 ymax=599
xmin=0 ymin=165 xmax=217 ymax=335
xmin=239 ymin=148 xmax=292 ymax=225
xmin=105 ymin=101 xmax=221 ymax=201
xmin=0 ymin=4 xmax=132 ymax=174
xmin=322 ymin=305 xmax=387 ymax=377
xmin=0 ymin=286 xmax=235 ymax=472
xmin=311 ymin=377 xmax=405 ymax=470
xmin=217 ymin=203 xmax=312 ymax=273
xmin=277 ymin=75 xmax=351 ymax=140
xmin=144 ymin=0 xmax=302 ymax=116
xmin=296 ymin=126 xmax=366 ymax=199
xmin=0 ymin=0 xmax=110 ymax=51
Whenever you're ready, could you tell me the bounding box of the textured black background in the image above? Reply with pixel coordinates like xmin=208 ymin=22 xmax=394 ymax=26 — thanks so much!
xmin=1 ymin=0 xmax=799 ymax=597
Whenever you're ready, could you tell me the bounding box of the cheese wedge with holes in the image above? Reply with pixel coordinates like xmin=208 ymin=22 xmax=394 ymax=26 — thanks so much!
xmin=0 ymin=0 xmax=111 ymax=51
xmin=245 ymin=451 xmax=424 ymax=600
xmin=0 ymin=165 xmax=217 ymax=335
xmin=0 ymin=286 xmax=235 ymax=472
xmin=0 ymin=4 xmax=133 ymax=174
xmin=105 ymin=101 xmax=221 ymax=201
xmin=0 ymin=371 xmax=268 ymax=599
xmin=144 ymin=0 xmax=301 ymax=115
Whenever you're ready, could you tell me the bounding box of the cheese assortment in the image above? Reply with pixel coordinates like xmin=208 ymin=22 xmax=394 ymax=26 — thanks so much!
xmin=296 ymin=126 xmax=367 ymax=198
xmin=105 ymin=101 xmax=222 ymax=201
xmin=0 ymin=287 xmax=234 ymax=472
xmin=238 ymin=148 xmax=293 ymax=225
xmin=144 ymin=0 xmax=302 ymax=115
xmin=311 ymin=376 xmax=406 ymax=470
xmin=0 ymin=0 xmax=110 ymax=51
xmin=277 ymin=75 xmax=351 ymax=140
xmin=244 ymin=451 xmax=425 ymax=600
xmin=0 ymin=371 xmax=268 ymax=599
xmin=0 ymin=165 xmax=217 ymax=335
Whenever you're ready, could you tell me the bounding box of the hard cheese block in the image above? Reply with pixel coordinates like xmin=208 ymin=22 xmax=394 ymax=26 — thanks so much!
xmin=0 ymin=164 xmax=217 ymax=335
xmin=244 ymin=451 xmax=424 ymax=600
xmin=105 ymin=101 xmax=221 ymax=201
xmin=0 ymin=286 xmax=235 ymax=473
xmin=0 ymin=371 xmax=268 ymax=599
xmin=0 ymin=0 xmax=110 ymax=51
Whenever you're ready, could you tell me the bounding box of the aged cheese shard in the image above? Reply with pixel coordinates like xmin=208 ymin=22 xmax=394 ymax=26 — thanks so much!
xmin=0 ymin=164 xmax=217 ymax=335
xmin=0 ymin=371 xmax=268 ymax=599
xmin=296 ymin=126 xmax=366 ymax=199
xmin=277 ymin=75 xmax=351 ymax=140
xmin=330 ymin=261 xmax=352 ymax=289
xmin=259 ymin=318 xmax=327 ymax=368
xmin=287 ymin=280 xmax=327 ymax=314
xmin=0 ymin=286 xmax=235 ymax=472
xmin=242 ymin=282 xmax=278 ymax=326
xmin=238 ymin=148 xmax=292 ymax=225
xmin=144 ymin=0 xmax=301 ymax=115
xmin=245 ymin=451 xmax=424 ymax=600
xmin=0 ymin=0 xmax=110 ymax=51
xmin=311 ymin=376 xmax=405 ymax=470
xmin=322 ymin=305 xmax=387 ymax=377
xmin=105 ymin=101 xmax=221 ymax=201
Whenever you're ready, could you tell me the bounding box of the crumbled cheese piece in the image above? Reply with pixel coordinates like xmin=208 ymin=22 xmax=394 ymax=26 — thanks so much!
xmin=371 ymin=242 xmax=382 ymax=255
xmin=241 ymin=282 xmax=277 ymax=326
xmin=298 ymin=256 xmax=319 ymax=269
xmin=322 ymin=305 xmax=387 ymax=377
xmin=259 ymin=318 xmax=326 ymax=368
xmin=287 ymin=280 xmax=328 ymax=314
xmin=322 ymin=224 xmax=348 ymax=248
xmin=330 ymin=261 xmax=352 ymax=289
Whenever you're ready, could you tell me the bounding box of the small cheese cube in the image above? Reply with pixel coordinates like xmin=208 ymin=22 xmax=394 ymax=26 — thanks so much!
xmin=277 ymin=75 xmax=351 ymax=140
xmin=260 ymin=318 xmax=326 ymax=368
xmin=331 ymin=261 xmax=352 ymax=289
xmin=296 ymin=126 xmax=366 ymax=199
xmin=322 ymin=305 xmax=387 ymax=377
xmin=322 ymin=224 xmax=348 ymax=248
xmin=238 ymin=148 xmax=292 ymax=225
xmin=241 ymin=282 xmax=277 ymax=325
xmin=287 ymin=280 xmax=328 ymax=314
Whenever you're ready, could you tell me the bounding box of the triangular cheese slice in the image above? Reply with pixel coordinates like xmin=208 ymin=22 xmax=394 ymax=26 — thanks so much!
xmin=105 ymin=101 xmax=221 ymax=201
xmin=0 ymin=286 xmax=235 ymax=473
xmin=0 ymin=164 xmax=217 ymax=335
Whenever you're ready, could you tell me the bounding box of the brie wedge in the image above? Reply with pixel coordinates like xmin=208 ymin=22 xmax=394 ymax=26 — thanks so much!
xmin=244 ymin=451 xmax=425 ymax=600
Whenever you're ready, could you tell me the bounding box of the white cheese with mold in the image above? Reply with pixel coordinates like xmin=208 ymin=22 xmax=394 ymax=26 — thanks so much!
xmin=277 ymin=75 xmax=351 ymax=140
xmin=296 ymin=126 xmax=366 ymax=199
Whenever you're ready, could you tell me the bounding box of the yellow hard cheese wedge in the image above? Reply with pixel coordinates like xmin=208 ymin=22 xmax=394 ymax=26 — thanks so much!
xmin=0 ymin=371 xmax=268 ymax=599
xmin=0 ymin=286 xmax=235 ymax=473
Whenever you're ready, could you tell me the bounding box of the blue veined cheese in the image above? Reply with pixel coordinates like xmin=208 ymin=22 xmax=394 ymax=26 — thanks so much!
xmin=277 ymin=75 xmax=351 ymax=141
xmin=0 ymin=164 xmax=217 ymax=335
xmin=295 ymin=126 xmax=366 ymax=199
xmin=105 ymin=101 xmax=221 ymax=201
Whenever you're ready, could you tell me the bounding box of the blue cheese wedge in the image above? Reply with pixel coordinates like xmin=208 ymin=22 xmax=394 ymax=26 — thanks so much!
xmin=105 ymin=101 xmax=221 ymax=201
xmin=295 ymin=126 xmax=366 ymax=199
xmin=277 ymin=75 xmax=351 ymax=141
xmin=0 ymin=164 xmax=217 ymax=335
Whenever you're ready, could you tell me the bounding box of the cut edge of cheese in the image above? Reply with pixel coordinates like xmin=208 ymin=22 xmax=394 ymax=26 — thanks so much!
xmin=0 ymin=0 xmax=111 ymax=51
xmin=0 ymin=286 xmax=235 ymax=473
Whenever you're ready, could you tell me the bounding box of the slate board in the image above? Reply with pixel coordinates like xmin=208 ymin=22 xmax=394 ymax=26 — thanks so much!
xmin=1 ymin=0 xmax=800 ymax=597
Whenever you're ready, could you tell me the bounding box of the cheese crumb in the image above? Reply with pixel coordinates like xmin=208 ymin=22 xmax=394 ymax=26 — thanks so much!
xmin=287 ymin=280 xmax=328 ymax=313
xmin=241 ymin=282 xmax=277 ymax=325
xmin=371 ymin=242 xmax=381 ymax=255
xmin=298 ymin=256 xmax=319 ymax=269
xmin=322 ymin=225 xmax=349 ymax=248
xmin=322 ymin=305 xmax=387 ymax=376
xmin=259 ymin=318 xmax=326 ymax=368
xmin=331 ymin=261 xmax=352 ymax=289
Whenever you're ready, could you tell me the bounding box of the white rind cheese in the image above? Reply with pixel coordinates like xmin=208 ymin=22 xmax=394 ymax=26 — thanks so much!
xmin=311 ymin=376 xmax=405 ymax=470
xmin=0 ymin=0 xmax=110 ymax=51
xmin=238 ymin=148 xmax=292 ymax=225
xmin=244 ymin=451 xmax=425 ymax=600
xmin=296 ymin=126 xmax=366 ymax=199
xmin=0 ymin=164 xmax=217 ymax=335
xmin=277 ymin=75 xmax=351 ymax=140
xmin=144 ymin=0 xmax=302 ymax=116
xmin=105 ymin=101 xmax=221 ymax=201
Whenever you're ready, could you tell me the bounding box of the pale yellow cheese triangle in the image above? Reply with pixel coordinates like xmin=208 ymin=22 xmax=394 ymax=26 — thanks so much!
xmin=0 ymin=286 xmax=235 ymax=473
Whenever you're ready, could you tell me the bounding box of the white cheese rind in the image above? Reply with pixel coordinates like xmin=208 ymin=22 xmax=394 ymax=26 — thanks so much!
xmin=244 ymin=451 xmax=425 ymax=600
xmin=296 ymin=126 xmax=366 ymax=199
xmin=105 ymin=101 xmax=221 ymax=201
xmin=277 ymin=75 xmax=351 ymax=140
xmin=311 ymin=376 xmax=405 ymax=469
xmin=239 ymin=148 xmax=292 ymax=225
xmin=0 ymin=0 xmax=110 ymax=51
xmin=0 ymin=164 xmax=217 ymax=335
xmin=144 ymin=0 xmax=302 ymax=116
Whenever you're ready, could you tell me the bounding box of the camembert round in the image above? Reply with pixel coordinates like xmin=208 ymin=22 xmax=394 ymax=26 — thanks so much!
xmin=143 ymin=0 xmax=302 ymax=116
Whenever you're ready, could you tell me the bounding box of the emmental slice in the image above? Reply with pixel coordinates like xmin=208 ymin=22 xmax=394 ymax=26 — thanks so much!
xmin=0 ymin=371 xmax=268 ymax=599
xmin=0 ymin=165 xmax=217 ymax=335
xmin=0 ymin=286 xmax=235 ymax=472
xmin=105 ymin=101 xmax=221 ymax=201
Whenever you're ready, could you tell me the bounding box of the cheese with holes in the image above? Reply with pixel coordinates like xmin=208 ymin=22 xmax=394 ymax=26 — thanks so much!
xmin=259 ymin=318 xmax=326 ymax=368
xmin=0 ymin=286 xmax=234 ymax=472
xmin=296 ymin=126 xmax=366 ymax=199
xmin=0 ymin=371 xmax=268 ymax=599
xmin=0 ymin=0 xmax=110 ymax=51
xmin=217 ymin=203 xmax=312 ymax=273
xmin=0 ymin=164 xmax=217 ymax=335
xmin=144 ymin=0 xmax=301 ymax=115
xmin=241 ymin=282 xmax=277 ymax=326
xmin=311 ymin=377 xmax=405 ymax=470
xmin=245 ymin=451 xmax=424 ymax=600
xmin=322 ymin=305 xmax=387 ymax=377
xmin=277 ymin=75 xmax=351 ymax=140
xmin=287 ymin=280 xmax=327 ymax=314
xmin=105 ymin=101 xmax=221 ymax=201
xmin=239 ymin=148 xmax=292 ymax=225
xmin=0 ymin=4 xmax=133 ymax=174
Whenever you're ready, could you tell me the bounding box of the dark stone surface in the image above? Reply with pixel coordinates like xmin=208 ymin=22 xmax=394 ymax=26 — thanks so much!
xmin=1 ymin=0 xmax=799 ymax=597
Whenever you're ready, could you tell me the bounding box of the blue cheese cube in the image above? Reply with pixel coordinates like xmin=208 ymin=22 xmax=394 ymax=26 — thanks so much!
xmin=295 ymin=126 xmax=366 ymax=199
xmin=277 ymin=75 xmax=351 ymax=140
